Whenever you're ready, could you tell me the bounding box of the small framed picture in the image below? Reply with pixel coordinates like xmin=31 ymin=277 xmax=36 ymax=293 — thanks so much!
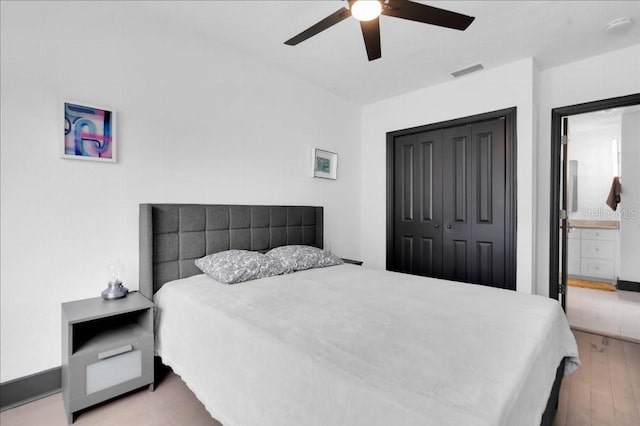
xmin=312 ymin=148 xmax=338 ymax=180
xmin=62 ymin=101 xmax=116 ymax=162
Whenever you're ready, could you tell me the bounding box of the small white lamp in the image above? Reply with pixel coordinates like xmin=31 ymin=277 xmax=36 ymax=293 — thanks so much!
xmin=101 ymin=259 xmax=129 ymax=300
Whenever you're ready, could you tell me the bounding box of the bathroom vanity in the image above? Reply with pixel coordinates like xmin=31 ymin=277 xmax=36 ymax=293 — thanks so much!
xmin=567 ymin=220 xmax=620 ymax=282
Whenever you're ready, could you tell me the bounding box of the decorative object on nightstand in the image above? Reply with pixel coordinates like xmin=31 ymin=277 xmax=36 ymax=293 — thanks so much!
xmin=101 ymin=260 xmax=128 ymax=300
xmin=101 ymin=280 xmax=128 ymax=300
xmin=61 ymin=292 xmax=154 ymax=424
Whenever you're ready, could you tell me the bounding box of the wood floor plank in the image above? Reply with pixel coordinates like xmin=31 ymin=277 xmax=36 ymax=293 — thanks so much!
xmin=589 ymin=345 xmax=611 ymax=394
xmin=614 ymin=410 xmax=640 ymax=426
xmin=565 ymin=369 xmax=592 ymax=426
xmin=590 ymin=387 xmax=615 ymax=425
xmin=607 ymin=337 xmax=639 ymax=422
xmin=622 ymin=340 xmax=640 ymax=416
xmin=586 ymin=336 xmax=613 ymax=425
xmin=565 ymin=400 xmax=592 ymax=426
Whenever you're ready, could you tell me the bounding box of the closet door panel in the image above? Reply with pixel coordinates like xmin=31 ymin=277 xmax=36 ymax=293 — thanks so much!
xmin=416 ymin=131 xmax=443 ymax=277
xmin=393 ymin=134 xmax=418 ymax=274
xmin=471 ymin=119 xmax=506 ymax=288
xmin=477 ymin=241 xmax=494 ymax=285
xmin=420 ymin=237 xmax=435 ymax=276
xmin=452 ymin=240 xmax=468 ymax=282
xmin=453 ymin=136 xmax=468 ymax=222
xmin=442 ymin=125 xmax=473 ymax=281
xmin=392 ymin=131 xmax=443 ymax=277
xmin=400 ymin=236 xmax=414 ymax=273
xmin=477 ymin=132 xmax=493 ymax=223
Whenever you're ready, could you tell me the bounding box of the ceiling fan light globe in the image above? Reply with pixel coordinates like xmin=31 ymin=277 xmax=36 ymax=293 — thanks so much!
xmin=351 ymin=0 xmax=382 ymax=22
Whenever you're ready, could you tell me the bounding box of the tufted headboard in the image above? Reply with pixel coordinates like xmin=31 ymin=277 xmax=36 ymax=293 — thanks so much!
xmin=138 ymin=204 xmax=323 ymax=299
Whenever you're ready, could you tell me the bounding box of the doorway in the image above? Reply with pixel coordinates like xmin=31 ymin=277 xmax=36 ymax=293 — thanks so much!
xmin=386 ymin=108 xmax=517 ymax=290
xmin=549 ymin=93 xmax=640 ymax=340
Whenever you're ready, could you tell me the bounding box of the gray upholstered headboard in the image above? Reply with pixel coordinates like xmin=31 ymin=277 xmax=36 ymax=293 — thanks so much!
xmin=139 ymin=204 xmax=323 ymax=299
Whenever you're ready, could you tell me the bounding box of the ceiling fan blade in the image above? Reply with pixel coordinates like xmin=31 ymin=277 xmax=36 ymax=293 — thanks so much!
xmin=360 ymin=18 xmax=381 ymax=61
xmin=383 ymin=0 xmax=475 ymax=31
xmin=284 ymin=7 xmax=351 ymax=46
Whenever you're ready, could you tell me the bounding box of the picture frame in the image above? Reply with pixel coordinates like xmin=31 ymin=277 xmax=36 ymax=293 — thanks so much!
xmin=312 ymin=148 xmax=338 ymax=180
xmin=62 ymin=100 xmax=116 ymax=162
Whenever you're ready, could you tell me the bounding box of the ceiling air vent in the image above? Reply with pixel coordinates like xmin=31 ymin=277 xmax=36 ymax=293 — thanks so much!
xmin=450 ymin=63 xmax=484 ymax=78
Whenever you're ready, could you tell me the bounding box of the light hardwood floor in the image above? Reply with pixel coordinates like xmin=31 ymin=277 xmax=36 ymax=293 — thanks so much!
xmin=553 ymin=330 xmax=640 ymax=426
xmin=0 ymin=366 xmax=222 ymax=426
xmin=2 ymin=330 xmax=638 ymax=426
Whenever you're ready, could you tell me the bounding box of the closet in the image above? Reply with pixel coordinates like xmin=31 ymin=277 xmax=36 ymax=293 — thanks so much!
xmin=386 ymin=108 xmax=516 ymax=290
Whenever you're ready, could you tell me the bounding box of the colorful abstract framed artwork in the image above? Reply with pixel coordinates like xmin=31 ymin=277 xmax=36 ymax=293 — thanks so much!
xmin=312 ymin=148 xmax=338 ymax=180
xmin=63 ymin=101 xmax=116 ymax=162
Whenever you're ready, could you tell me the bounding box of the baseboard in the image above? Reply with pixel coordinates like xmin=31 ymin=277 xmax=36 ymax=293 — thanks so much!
xmin=617 ymin=279 xmax=640 ymax=292
xmin=0 ymin=366 xmax=61 ymax=411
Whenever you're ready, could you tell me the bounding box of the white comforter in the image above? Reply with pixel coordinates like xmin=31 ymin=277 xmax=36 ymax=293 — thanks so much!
xmin=154 ymin=264 xmax=579 ymax=426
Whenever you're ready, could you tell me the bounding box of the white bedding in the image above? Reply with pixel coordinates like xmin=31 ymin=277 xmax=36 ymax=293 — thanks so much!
xmin=154 ymin=264 xmax=579 ymax=426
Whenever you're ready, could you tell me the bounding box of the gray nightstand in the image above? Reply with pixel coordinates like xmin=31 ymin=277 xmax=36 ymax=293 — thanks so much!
xmin=61 ymin=292 xmax=154 ymax=424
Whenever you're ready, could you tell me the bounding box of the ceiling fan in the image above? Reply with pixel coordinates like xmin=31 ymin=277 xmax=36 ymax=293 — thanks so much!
xmin=284 ymin=0 xmax=475 ymax=61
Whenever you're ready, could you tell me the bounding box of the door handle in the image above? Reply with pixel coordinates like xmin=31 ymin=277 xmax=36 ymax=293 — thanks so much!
xmin=446 ymin=225 xmax=452 ymax=229
xmin=434 ymin=224 xmax=440 ymax=228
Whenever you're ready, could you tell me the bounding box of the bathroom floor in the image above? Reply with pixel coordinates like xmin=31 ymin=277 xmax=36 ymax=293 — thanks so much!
xmin=567 ymin=286 xmax=640 ymax=341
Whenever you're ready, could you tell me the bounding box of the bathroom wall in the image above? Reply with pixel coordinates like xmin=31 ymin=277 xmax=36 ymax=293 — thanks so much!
xmin=620 ymin=110 xmax=640 ymax=282
xmin=567 ymin=117 xmax=621 ymax=221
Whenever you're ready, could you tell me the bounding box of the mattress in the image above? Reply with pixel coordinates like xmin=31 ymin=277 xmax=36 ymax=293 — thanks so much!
xmin=154 ymin=264 xmax=579 ymax=426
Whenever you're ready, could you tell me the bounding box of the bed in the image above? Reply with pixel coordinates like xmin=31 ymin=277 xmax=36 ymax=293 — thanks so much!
xmin=139 ymin=203 xmax=579 ymax=426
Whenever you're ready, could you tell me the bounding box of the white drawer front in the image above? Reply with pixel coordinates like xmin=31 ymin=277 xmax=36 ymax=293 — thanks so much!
xmin=85 ymin=349 xmax=141 ymax=395
xmin=567 ymin=228 xmax=581 ymax=240
xmin=581 ymin=229 xmax=615 ymax=241
xmin=581 ymin=239 xmax=614 ymax=260
xmin=580 ymin=258 xmax=614 ymax=279
xmin=567 ymin=239 xmax=581 ymax=275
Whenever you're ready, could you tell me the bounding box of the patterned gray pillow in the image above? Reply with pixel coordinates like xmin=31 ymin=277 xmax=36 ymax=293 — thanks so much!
xmin=265 ymin=245 xmax=343 ymax=272
xmin=195 ymin=250 xmax=287 ymax=284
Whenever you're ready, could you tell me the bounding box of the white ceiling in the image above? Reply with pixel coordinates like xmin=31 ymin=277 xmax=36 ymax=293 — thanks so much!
xmin=139 ymin=1 xmax=640 ymax=105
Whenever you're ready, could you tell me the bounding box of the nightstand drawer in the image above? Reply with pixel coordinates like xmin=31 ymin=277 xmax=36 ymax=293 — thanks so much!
xmin=86 ymin=349 xmax=141 ymax=394
xmin=67 ymin=339 xmax=153 ymax=413
xmin=581 ymin=239 xmax=614 ymax=260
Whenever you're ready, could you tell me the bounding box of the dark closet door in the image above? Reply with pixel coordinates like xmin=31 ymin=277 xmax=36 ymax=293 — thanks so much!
xmin=441 ymin=124 xmax=473 ymax=282
xmin=389 ymin=113 xmax=512 ymax=290
xmin=392 ymin=130 xmax=443 ymax=277
xmin=441 ymin=118 xmax=506 ymax=288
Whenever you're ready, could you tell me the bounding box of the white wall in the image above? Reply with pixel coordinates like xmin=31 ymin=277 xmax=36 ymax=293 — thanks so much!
xmin=361 ymin=59 xmax=537 ymax=294
xmin=0 ymin=1 xmax=362 ymax=382
xmin=568 ymin=125 xmax=621 ymax=220
xmin=620 ymin=110 xmax=640 ymax=282
xmin=535 ymin=44 xmax=640 ymax=296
